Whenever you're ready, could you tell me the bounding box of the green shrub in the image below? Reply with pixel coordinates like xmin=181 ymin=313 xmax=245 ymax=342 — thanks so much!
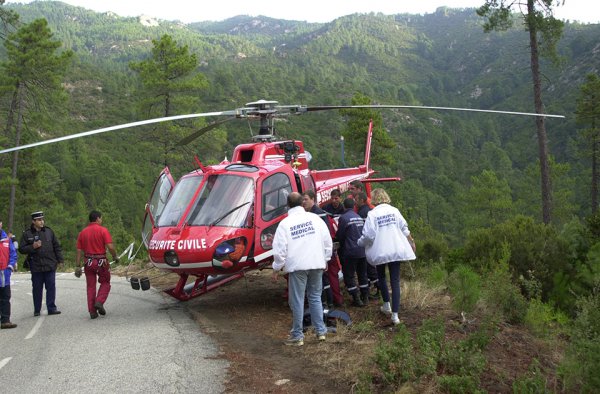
xmin=447 ymin=265 xmax=481 ymax=314
xmin=372 ymin=319 xmax=490 ymax=391
xmin=424 ymin=263 xmax=448 ymax=288
xmin=440 ymin=337 xmax=486 ymax=378
xmin=482 ymin=265 xmax=527 ymax=324
xmin=437 ymin=374 xmax=484 ymax=394
xmin=416 ymin=318 xmax=445 ymax=376
xmin=512 ymin=359 xmax=549 ymax=394
xmin=420 ymin=237 xmax=449 ymax=262
xmin=559 ymin=285 xmax=600 ymax=392
xmin=374 ymin=327 xmax=417 ymax=384
xmin=524 ymin=299 xmax=568 ymax=338
xmin=464 ymin=322 xmax=495 ymax=351
xmin=462 ymin=216 xmax=570 ymax=303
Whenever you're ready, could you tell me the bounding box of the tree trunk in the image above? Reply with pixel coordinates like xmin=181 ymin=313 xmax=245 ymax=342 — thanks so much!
xmin=528 ymin=0 xmax=552 ymax=224
xmin=592 ymin=119 xmax=598 ymax=214
xmin=1 ymin=89 xmax=18 ymax=174
xmin=8 ymin=82 xmax=25 ymax=230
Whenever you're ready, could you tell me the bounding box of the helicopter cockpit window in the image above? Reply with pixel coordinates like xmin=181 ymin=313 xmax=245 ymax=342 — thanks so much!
xmin=157 ymin=176 xmax=203 ymax=227
xmin=187 ymin=174 xmax=254 ymax=227
xmin=148 ymin=173 xmax=174 ymax=220
xmin=262 ymin=173 xmax=292 ymax=222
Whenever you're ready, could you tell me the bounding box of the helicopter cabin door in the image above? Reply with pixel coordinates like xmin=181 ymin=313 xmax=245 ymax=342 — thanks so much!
xmin=254 ymin=172 xmax=293 ymax=262
xmin=142 ymin=167 xmax=175 ymax=247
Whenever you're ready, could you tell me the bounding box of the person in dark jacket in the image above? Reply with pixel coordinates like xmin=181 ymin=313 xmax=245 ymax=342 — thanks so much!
xmin=19 ymin=211 xmax=64 ymax=316
xmin=322 ymin=189 xmax=345 ymax=216
xmin=335 ymin=198 xmax=369 ymax=306
xmin=356 ymin=191 xmax=379 ymax=298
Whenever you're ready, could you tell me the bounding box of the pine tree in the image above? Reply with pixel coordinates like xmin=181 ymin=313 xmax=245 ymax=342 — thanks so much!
xmin=576 ymin=73 xmax=600 ymax=214
xmin=0 ymin=0 xmax=19 ymax=40
xmin=477 ymin=0 xmax=564 ymax=224
xmin=129 ymin=34 xmax=221 ymax=172
xmin=0 ymin=18 xmax=73 ymax=229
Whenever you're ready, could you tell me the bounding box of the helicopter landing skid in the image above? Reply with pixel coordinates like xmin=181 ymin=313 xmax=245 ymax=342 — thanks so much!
xmin=164 ymin=271 xmax=247 ymax=301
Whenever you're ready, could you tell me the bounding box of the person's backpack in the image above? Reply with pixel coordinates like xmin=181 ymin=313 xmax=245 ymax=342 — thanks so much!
xmin=0 ymin=237 xmax=10 ymax=270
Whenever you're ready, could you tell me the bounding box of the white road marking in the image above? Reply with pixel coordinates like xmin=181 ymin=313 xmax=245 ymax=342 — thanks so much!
xmin=0 ymin=357 xmax=12 ymax=370
xmin=25 ymin=316 xmax=45 ymax=340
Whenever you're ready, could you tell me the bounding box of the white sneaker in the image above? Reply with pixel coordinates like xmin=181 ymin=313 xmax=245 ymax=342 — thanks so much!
xmin=380 ymin=302 xmax=391 ymax=315
xmin=391 ymin=313 xmax=400 ymax=325
xmin=284 ymin=337 xmax=304 ymax=346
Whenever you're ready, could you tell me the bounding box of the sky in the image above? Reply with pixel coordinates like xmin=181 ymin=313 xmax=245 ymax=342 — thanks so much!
xmin=6 ymin=0 xmax=600 ymax=24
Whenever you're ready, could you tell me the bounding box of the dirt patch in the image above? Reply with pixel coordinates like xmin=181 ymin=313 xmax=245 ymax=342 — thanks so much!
xmin=118 ymin=266 xmax=563 ymax=393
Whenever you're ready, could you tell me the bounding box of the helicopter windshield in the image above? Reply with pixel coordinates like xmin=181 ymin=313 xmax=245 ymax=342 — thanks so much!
xmin=187 ymin=174 xmax=254 ymax=227
xmin=157 ymin=176 xmax=204 ymax=227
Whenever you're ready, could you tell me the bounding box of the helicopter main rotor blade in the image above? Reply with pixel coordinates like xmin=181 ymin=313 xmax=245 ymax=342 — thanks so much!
xmin=176 ymin=116 xmax=236 ymax=146
xmin=303 ymin=105 xmax=565 ymax=119
xmin=0 ymin=110 xmax=239 ymax=154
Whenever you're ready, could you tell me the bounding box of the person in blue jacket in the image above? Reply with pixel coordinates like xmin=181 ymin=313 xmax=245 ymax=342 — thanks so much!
xmin=335 ymin=198 xmax=369 ymax=307
xmin=1 ymin=220 xmax=18 ymax=329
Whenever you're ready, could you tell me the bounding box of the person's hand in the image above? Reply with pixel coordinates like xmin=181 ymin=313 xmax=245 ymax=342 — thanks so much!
xmin=74 ymin=267 xmax=82 ymax=278
xmin=271 ymin=270 xmax=281 ymax=282
xmin=33 ymin=240 xmax=42 ymax=249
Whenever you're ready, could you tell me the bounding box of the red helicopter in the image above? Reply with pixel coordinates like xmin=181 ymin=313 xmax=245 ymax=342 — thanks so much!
xmin=0 ymin=99 xmax=564 ymax=301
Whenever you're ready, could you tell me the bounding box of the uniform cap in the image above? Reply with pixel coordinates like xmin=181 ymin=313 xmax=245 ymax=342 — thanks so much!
xmin=31 ymin=211 xmax=44 ymax=220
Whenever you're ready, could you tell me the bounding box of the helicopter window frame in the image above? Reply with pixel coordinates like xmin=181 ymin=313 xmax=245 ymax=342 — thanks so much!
xmin=156 ymin=176 xmax=203 ymax=227
xmin=148 ymin=172 xmax=174 ymax=222
xmin=261 ymin=173 xmax=292 ymax=222
xmin=186 ymin=174 xmax=255 ymax=228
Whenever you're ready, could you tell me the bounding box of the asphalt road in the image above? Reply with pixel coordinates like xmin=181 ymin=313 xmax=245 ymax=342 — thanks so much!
xmin=0 ymin=272 xmax=228 ymax=393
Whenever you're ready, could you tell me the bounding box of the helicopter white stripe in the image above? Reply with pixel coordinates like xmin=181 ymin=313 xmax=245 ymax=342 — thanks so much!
xmin=151 ymin=255 xmax=248 ymax=269
xmin=152 ymin=261 xmax=213 ymax=269
xmin=253 ymin=250 xmax=274 ymax=262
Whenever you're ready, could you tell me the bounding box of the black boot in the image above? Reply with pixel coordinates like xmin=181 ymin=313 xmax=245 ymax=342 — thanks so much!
xmin=351 ymin=292 xmax=364 ymax=307
xmin=360 ymin=290 xmax=369 ymax=304
xmin=323 ymin=288 xmax=334 ymax=309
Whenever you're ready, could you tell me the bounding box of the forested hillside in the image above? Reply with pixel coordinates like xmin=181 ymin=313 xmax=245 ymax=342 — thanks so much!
xmin=1 ymin=2 xmax=599 ymax=391
xmin=0 ymin=1 xmax=596 ymax=255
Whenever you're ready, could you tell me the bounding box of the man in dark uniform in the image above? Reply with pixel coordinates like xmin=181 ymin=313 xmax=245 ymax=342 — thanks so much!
xmin=19 ymin=211 xmax=63 ymax=316
xmin=75 ymin=210 xmax=119 ymax=319
xmin=335 ymin=198 xmax=369 ymax=306
xmin=322 ymin=189 xmax=345 ymax=216
xmin=356 ymin=191 xmax=379 ymax=300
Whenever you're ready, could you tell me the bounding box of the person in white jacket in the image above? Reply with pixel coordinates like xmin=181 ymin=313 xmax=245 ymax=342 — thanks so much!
xmin=272 ymin=192 xmax=333 ymax=346
xmin=357 ymin=188 xmax=416 ymax=325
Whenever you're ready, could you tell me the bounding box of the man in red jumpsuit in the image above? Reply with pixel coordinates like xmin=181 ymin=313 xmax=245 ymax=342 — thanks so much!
xmin=75 ymin=210 xmax=119 ymax=319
